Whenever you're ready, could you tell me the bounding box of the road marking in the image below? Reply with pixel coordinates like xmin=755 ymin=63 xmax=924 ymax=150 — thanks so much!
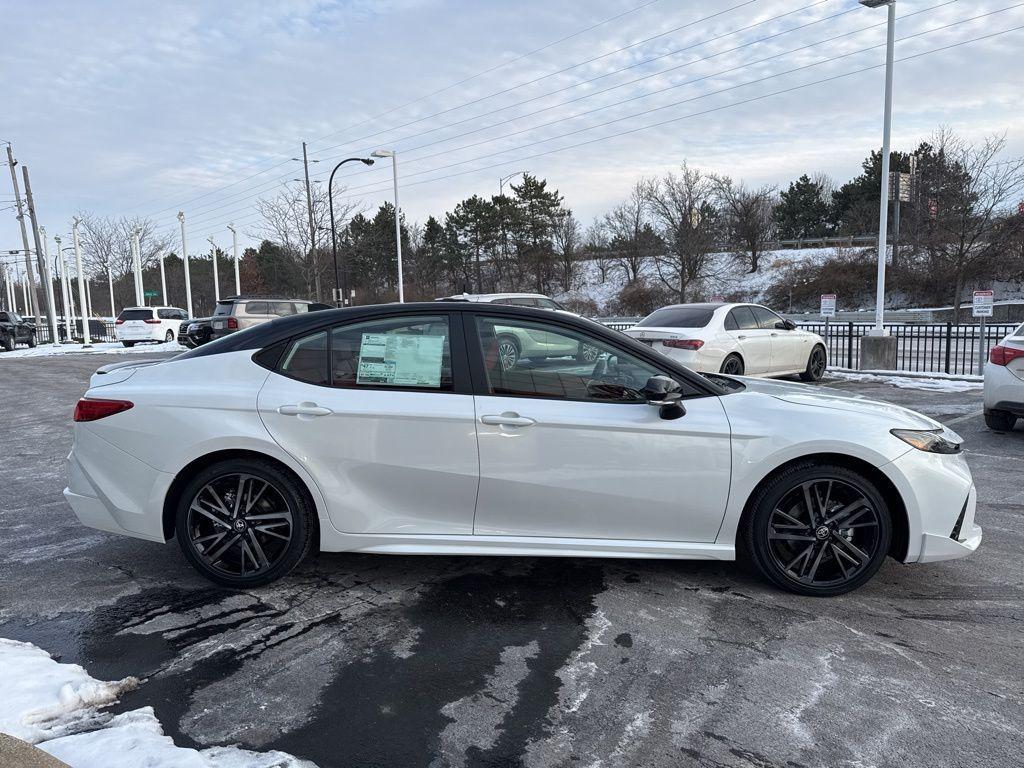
xmin=942 ymin=410 xmax=984 ymax=427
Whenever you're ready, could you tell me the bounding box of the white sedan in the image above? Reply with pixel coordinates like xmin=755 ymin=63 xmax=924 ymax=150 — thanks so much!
xmin=983 ymin=322 xmax=1024 ymax=432
xmin=65 ymin=302 xmax=980 ymax=596
xmin=624 ymin=303 xmax=828 ymax=380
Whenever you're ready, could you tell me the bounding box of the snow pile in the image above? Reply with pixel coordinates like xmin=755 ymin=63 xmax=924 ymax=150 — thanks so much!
xmin=0 ymin=341 xmax=184 ymax=359
xmin=0 ymin=638 xmax=316 ymax=768
xmin=829 ymin=370 xmax=983 ymax=392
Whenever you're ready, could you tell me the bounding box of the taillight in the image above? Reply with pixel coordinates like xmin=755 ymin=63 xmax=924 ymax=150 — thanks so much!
xmin=74 ymin=398 xmax=134 ymax=422
xmin=227 ymin=317 xmax=238 ymax=330
xmin=990 ymin=345 xmax=1024 ymax=366
xmin=143 ymin=318 xmax=161 ymax=324
xmin=115 ymin=318 xmax=125 ymax=325
xmin=662 ymin=339 xmax=704 ymax=350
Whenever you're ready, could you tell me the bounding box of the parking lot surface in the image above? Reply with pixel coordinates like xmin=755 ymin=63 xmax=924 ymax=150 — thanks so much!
xmin=1 ymin=353 xmax=1021 ymax=768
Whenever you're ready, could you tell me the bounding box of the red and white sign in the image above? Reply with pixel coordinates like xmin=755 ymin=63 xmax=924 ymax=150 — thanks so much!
xmin=972 ymin=290 xmax=994 ymax=318
xmin=820 ymin=294 xmax=837 ymax=318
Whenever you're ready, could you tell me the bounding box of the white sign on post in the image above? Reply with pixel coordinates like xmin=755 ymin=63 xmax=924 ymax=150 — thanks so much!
xmin=820 ymin=294 xmax=837 ymax=318
xmin=972 ymin=290 xmax=994 ymax=317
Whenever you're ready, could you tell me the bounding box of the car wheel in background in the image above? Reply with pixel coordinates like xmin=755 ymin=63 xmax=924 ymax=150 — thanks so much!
xmin=1 ymin=334 xmax=13 ymax=352
xmin=122 ymin=341 xmax=135 ymax=348
xmin=743 ymin=462 xmax=892 ymax=596
xmin=164 ymin=330 xmax=175 ymax=343
xmin=27 ymin=333 xmax=36 ymax=348
xmin=575 ymin=343 xmax=601 ymax=363
xmin=984 ymin=409 xmax=1018 ymax=432
xmin=175 ymin=458 xmax=315 ymax=588
xmin=800 ymin=345 xmax=827 ymax=382
xmin=497 ymin=335 xmax=520 ymax=371
xmin=720 ymin=354 xmax=744 ymax=376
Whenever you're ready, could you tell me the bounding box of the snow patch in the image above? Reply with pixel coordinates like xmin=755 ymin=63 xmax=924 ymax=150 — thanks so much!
xmin=0 ymin=341 xmax=184 ymax=359
xmin=829 ymin=370 xmax=983 ymax=392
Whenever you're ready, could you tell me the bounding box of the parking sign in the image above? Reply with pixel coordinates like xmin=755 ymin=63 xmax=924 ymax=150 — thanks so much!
xmin=972 ymin=290 xmax=994 ymax=318
xmin=820 ymin=294 xmax=837 ymax=318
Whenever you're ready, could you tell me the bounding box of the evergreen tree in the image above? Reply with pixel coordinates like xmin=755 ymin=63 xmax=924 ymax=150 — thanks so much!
xmin=774 ymin=175 xmax=830 ymax=240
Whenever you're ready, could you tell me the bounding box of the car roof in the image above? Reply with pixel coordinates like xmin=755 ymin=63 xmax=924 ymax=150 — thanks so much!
xmin=440 ymin=292 xmax=551 ymax=301
xmin=219 ymin=295 xmax=313 ymax=303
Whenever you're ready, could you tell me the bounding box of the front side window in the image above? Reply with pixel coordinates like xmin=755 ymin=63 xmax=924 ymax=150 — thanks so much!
xmin=331 ymin=315 xmax=452 ymax=390
xmin=752 ymin=306 xmax=783 ymax=329
xmin=474 ymin=316 xmax=677 ymax=402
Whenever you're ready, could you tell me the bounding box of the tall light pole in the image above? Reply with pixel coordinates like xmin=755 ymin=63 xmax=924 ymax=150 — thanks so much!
xmin=158 ymin=248 xmax=167 ymax=305
xmin=55 ymin=235 xmax=74 ymax=335
xmin=327 ymin=157 xmax=374 ymax=306
xmin=499 ymin=171 xmax=526 ymax=196
xmin=5 ymin=144 xmax=39 ymax=322
xmin=177 ymin=211 xmax=193 ymax=317
xmin=207 ymin=236 xmax=220 ymax=302
xmin=106 ymin=257 xmax=115 ymax=318
xmin=371 ymin=150 xmax=404 ymax=303
xmin=130 ymin=228 xmax=144 ymax=305
xmin=226 ymin=224 xmax=240 ymax=295
xmin=294 ymin=143 xmax=322 ymax=301
xmin=37 ymin=226 xmax=60 ymax=345
xmin=71 ymin=217 xmax=91 ymax=348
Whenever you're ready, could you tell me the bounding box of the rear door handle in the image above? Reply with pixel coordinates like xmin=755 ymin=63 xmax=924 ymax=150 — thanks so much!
xmin=278 ymin=402 xmax=333 ymax=417
xmin=480 ymin=413 xmax=536 ymax=427
xmin=737 ymin=334 xmax=747 ymax=340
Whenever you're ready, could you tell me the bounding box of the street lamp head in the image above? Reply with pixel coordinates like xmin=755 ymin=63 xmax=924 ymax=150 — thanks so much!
xmin=371 ymin=150 xmax=394 ymax=158
xmin=859 ymin=0 xmax=892 ymax=7
xmin=360 ymin=158 xmax=374 ymax=166
xmin=177 ymin=211 xmax=185 ymax=222
xmin=227 ymin=223 xmax=235 ymax=234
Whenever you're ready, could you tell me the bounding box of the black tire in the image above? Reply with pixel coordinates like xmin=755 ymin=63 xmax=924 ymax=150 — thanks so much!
xmin=122 ymin=341 xmax=135 ymax=347
xmin=984 ymin=409 xmax=1018 ymax=432
xmin=496 ymin=335 xmax=520 ymax=371
xmin=26 ymin=333 xmax=37 ymax=348
xmin=799 ymin=345 xmax=827 ymax=382
xmin=164 ymin=329 xmax=175 ymax=343
xmin=1 ymin=334 xmax=13 ymax=352
xmin=720 ymin=354 xmax=744 ymax=376
xmin=175 ymin=458 xmax=315 ymax=588
xmin=743 ymin=462 xmax=892 ymax=597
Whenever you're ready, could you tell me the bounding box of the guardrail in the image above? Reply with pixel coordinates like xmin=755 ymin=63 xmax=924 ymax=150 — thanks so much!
xmin=595 ymin=318 xmax=1015 ymax=376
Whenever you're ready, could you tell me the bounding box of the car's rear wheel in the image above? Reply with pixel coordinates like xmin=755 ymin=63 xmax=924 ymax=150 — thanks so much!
xmin=164 ymin=329 xmax=175 ymax=343
xmin=984 ymin=409 xmax=1018 ymax=432
xmin=175 ymin=458 xmax=315 ymax=588
xmin=575 ymin=343 xmax=601 ymax=363
xmin=720 ymin=354 xmax=744 ymax=376
xmin=799 ymin=345 xmax=827 ymax=382
xmin=27 ymin=333 xmax=36 ymax=348
xmin=743 ymin=462 xmax=892 ymax=596
xmin=497 ymin=335 xmax=520 ymax=371
xmin=122 ymin=341 xmax=135 ymax=347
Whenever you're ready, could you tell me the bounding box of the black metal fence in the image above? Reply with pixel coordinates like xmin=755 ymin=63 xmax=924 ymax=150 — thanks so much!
xmin=34 ymin=319 xmax=118 ymax=344
xmin=598 ymin=319 xmax=1017 ymax=376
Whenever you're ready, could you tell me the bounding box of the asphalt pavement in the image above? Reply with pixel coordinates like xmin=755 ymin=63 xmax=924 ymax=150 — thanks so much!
xmin=0 ymin=353 xmax=1021 ymax=768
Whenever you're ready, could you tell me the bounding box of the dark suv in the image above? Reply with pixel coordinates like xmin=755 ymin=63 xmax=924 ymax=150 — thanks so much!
xmin=0 ymin=311 xmax=36 ymax=351
xmin=207 ymin=296 xmax=332 ymax=341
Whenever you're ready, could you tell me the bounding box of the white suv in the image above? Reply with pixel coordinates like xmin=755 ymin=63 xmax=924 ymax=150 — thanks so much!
xmin=115 ymin=306 xmax=189 ymax=347
xmin=983 ymin=322 xmax=1024 ymax=432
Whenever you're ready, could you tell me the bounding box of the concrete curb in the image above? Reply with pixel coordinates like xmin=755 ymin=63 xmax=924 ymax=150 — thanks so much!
xmin=0 ymin=734 xmax=70 ymax=768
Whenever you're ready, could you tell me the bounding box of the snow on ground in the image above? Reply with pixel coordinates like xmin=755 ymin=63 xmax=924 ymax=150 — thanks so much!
xmin=829 ymin=370 xmax=983 ymax=392
xmin=0 ymin=341 xmax=185 ymax=359
xmin=0 ymin=638 xmax=315 ymax=768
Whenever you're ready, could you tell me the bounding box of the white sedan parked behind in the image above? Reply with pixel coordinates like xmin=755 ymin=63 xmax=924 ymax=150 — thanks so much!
xmin=983 ymin=322 xmax=1024 ymax=432
xmin=115 ymin=306 xmax=189 ymax=347
xmin=624 ymin=303 xmax=828 ymax=380
xmin=65 ymin=302 xmax=979 ymax=597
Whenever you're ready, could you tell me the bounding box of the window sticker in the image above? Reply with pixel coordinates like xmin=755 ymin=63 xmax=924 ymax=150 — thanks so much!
xmin=356 ymin=332 xmax=445 ymax=387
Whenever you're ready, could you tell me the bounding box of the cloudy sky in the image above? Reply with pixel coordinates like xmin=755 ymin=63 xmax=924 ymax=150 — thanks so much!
xmin=2 ymin=0 xmax=1022 ymax=259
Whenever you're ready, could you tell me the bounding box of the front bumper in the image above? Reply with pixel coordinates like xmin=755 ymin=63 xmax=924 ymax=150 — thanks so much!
xmin=917 ymin=486 xmax=982 ymax=563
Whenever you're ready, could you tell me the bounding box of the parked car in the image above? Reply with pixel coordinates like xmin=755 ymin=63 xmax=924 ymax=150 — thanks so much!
xmin=178 ymin=317 xmax=213 ymax=349
xmin=983 ymin=321 xmax=1024 ymax=432
xmin=66 ymin=302 xmax=980 ymax=596
xmin=208 ymin=296 xmax=332 ymax=341
xmin=0 ymin=310 xmax=36 ymax=351
xmin=115 ymin=306 xmax=189 ymax=347
xmin=624 ymin=303 xmax=828 ymax=381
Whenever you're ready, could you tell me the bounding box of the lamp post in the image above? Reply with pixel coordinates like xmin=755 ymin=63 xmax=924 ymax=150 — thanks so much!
xmin=207 ymin=236 xmax=220 ymax=302
xmin=327 ymin=157 xmax=374 ymax=306
xmin=226 ymin=223 xmax=240 ymax=295
xmin=37 ymin=226 xmax=60 ymax=345
xmin=71 ymin=217 xmax=91 ymax=348
xmin=131 ymin=228 xmax=144 ymax=306
xmin=499 ymin=171 xmax=526 ymax=196
xmin=371 ymin=150 xmax=404 ymax=303
xmin=177 ymin=212 xmax=193 ymax=317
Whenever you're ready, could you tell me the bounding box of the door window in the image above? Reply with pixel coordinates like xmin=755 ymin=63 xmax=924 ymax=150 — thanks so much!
xmin=270 ymin=302 xmax=295 ymax=316
xmin=331 ymin=315 xmax=452 ymax=391
xmin=245 ymin=301 xmax=269 ymax=315
xmin=507 ymin=297 xmax=537 ymax=306
xmin=474 ymin=316 xmax=681 ymax=402
xmin=279 ymin=331 xmax=329 ymax=386
xmin=751 ymin=306 xmax=784 ymax=329
xmin=729 ymin=306 xmax=759 ymax=330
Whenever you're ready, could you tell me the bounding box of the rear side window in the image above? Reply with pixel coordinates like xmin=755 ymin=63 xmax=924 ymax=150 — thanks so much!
xmin=157 ymin=309 xmax=176 ymax=319
xmin=117 ymin=309 xmax=153 ymax=321
xmin=245 ymin=301 xmax=269 ymax=315
xmin=270 ymin=302 xmax=295 ymax=316
xmin=279 ymin=331 xmax=328 ymax=386
xmin=213 ymin=302 xmax=234 ymax=317
xmin=636 ymin=307 xmax=716 ymax=328
xmin=729 ymin=307 xmax=759 ymax=330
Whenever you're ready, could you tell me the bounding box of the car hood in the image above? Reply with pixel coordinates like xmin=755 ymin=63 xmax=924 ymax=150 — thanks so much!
xmin=729 ymin=375 xmax=942 ymax=430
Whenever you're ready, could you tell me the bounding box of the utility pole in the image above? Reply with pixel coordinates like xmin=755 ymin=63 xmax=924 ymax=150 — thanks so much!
xmin=5 ymin=144 xmax=40 ymax=323
xmin=300 ymin=142 xmax=321 ymax=301
xmin=227 ymin=223 xmax=240 ymax=295
xmin=35 ymin=223 xmax=60 ymax=345
xmin=208 ymin=236 xmax=220 ymax=302
xmin=55 ymin=235 xmax=75 ymax=337
xmin=177 ymin=212 xmax=193 ymax=317
xmin=71 ymin=218 xmax=92 ymax=348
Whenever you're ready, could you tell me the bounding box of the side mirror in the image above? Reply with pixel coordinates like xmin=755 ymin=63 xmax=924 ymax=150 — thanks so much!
xmin=776 ymin=320 xmax=796 ymax=331
xmin=639 ymin=375 xmax=686 ymax=420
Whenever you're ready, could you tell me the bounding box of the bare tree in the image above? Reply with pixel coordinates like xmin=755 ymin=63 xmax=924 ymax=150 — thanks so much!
xmin=583 ymin=218 xmax=613 ymax=283
xmin=603 ymin=181 xmax=659 ymax=282
xmin=76 ymin=214 xmax=168 ymax=279
xmin=552 ymin=210 xmax=581 ymax=291
xmin=644 ymin=164 xmax=721 ymax=302
xmin=714 ymin=177 xmax=776 ymax=273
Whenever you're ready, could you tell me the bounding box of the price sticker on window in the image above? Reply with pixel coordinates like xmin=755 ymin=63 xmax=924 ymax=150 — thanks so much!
xmin=357 ymin=333 xmax=445 ymax=387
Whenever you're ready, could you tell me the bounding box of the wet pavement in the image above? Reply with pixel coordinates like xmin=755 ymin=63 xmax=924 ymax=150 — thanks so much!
xmin=1 ymin=354 xmax=1021 ymax=768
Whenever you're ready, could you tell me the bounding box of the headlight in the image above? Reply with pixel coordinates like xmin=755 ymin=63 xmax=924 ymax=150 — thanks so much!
xmin=890 ymin=428 xmax=962 ymax=454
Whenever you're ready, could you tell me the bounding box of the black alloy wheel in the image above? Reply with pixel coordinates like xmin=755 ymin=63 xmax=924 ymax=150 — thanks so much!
xmin=800 ymin=346 xmax=827 ymax=382
xmin=745 ymin=463 xmax=891 ymax=596
xmin=720 ymin=354 xmax=744 ymax=376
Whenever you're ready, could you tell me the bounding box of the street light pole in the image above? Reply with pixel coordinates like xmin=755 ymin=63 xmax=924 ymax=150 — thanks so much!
xmin=131 ymin=228 xmax=144 ymax=305
xmin=372 ymin=150 xmax=404 ymax=303
xmin=36 ymin=226 xmax=60 ymax=345
xmin=499 ymin=171 xmax=526 ymax=196
xmin=71 ymin=217 xmax=92 ymax=348
xmin=177 ymin=212 xmax=193 ymax=317
xmin=227 ymin=224 xmax=240 ymax=295
xmin=327 ymin=157 xmax=374 ymax=307
xmin=208 ymin=236 xmax=220 ymax=302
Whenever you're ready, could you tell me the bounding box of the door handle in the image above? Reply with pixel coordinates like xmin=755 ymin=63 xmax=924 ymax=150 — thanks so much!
xmin=278 ymin=402 xmax=333 ymax=417
xmin=480 ymin=413 xmax=536 ymax=427
xmin=737 ymin=334 xmax=747 ymax=340
xmin=770 ymin=332 xmax=779 ymax=337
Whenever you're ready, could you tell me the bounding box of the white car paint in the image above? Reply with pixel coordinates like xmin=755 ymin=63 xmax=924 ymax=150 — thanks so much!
xmin=624 ymin=303 xmax=826 ymax=377
xmin=65 ymin=344 xmax=979 ymax=569
xmin=114 ymin=306 xmax=188 ymax=344
xmin=983 ymin=322 xmax=1024 ymax=430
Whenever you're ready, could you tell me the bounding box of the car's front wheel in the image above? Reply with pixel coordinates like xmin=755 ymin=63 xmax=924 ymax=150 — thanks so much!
xmin=743 ymin=462 xmax=892 ymax=596
xmin=799 ymin=345 xmax=827 ymax=382
xmin=26 ymin=333 xmax=36 ymax=348
xmin=497 ymin=335 xmax=520 ymax=371
xmin=175 ymin=458 xmax=315 ymax=588
xmin=984 ymin=409 xmax=1018 ymax=432
xmin=1 ymin=334 xmax=13 ymax=352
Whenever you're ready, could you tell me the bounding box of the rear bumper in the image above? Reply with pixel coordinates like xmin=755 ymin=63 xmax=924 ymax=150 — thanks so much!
xmin=983 ymin=363 xmax=1024 ymax=413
